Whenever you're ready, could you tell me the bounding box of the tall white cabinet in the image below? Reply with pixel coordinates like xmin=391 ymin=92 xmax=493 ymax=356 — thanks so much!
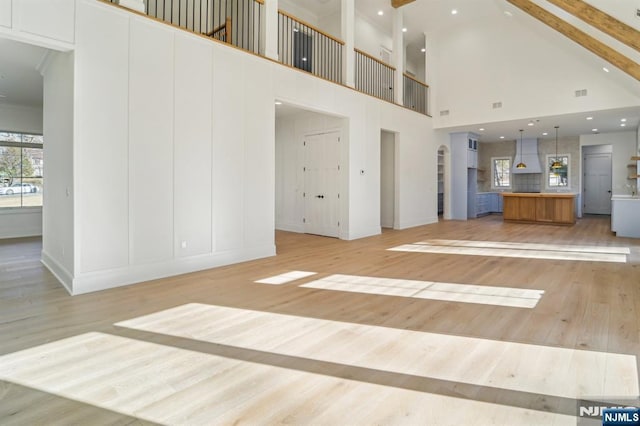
xmin=450 ymin=132 xmax=480 ymax=220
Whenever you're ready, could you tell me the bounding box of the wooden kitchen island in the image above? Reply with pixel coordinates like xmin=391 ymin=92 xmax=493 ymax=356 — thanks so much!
xmin=501 ymin=192 xmax=577 ymax=225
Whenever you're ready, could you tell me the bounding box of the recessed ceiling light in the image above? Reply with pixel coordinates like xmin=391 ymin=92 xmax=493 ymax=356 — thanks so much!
xmin=420 ymin=48 xmax=426 ymax=53
xmin=451 ymin=9 xmax=458 ymax=15
xmin=377 ymin=10 xmax=383 ymax=16
xmin=402 ymin=28 xmax=407 ymax=32
xmin=499 ymin=136 xmax=505 ymax=139
xmin=621 ymin=123 xmax=626 ymax=127
xmin=602 ymin=67 xmax=610 ymax=72
xmin=542 ymin=132 xmax=548 ymax=136
xmin=479 ymin=128 xmax=485 ymax=131
xmin=621 ymin=118 xmax=627 ymax=122
xmin=275 ymin=101 xmax=282 ymax=105
xmin=586 ymin=116 xmax=593 ymax=120
xmin=528 ymin=122 xmax=534 ymax=126
xmin=592 ymin=128 xmax=598 ymax=132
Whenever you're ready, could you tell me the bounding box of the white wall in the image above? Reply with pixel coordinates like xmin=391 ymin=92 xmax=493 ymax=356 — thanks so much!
xmin=41 ymin=51 xmax=74 ymax=288
xmin=581 ymin=131 xmax=637 ymax=196
xmin=278 ymin=0 xmax=319 ymax=26
xmin=0 ymin=207 xmax=41 ymax=238
xmin=0 ymin=104 xmax=42 ymax=133
xmin=429 ymin=4 xmax=640 ymax=130
xmin=318 ymin=10 xmax=341 ymax=40
xmin=71 ymin=1 xmax=276 ymax=294
xmin=0 ymin=0 xmax=10 ymax=28
xmin=354 ymin=12 xmax=392 ymax=60
xmin=275 ymin=110 xmax=345 ymax=234
xmin=36 ymin=0 xmax=435 ymax=294
xmin=0 ymin=0 xmax=75 ymax=50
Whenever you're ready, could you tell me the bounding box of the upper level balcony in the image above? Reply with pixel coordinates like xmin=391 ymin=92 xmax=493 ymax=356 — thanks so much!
xmin=109 ymin=0 xmax=430 ymax=116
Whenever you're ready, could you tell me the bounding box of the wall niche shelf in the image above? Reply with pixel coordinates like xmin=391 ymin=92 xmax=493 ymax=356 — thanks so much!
xmin=477 ymin=168 xmax=486 ymax=182
xmin=629 ymin=157 xmax=640 ymax=180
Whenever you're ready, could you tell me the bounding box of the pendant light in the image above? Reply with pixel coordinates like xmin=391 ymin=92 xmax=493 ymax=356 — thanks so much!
xmin=516 ymin=129 xmax=527 ymax=169
xmin=551 ymin=125 xmax=562 ymax=169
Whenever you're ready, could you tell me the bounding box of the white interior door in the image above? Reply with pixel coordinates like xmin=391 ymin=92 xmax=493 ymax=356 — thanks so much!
xmin=583 ymin=152 xmax=612 ymax=214
xmin=304 ymin=132 xmax=340 ymax=237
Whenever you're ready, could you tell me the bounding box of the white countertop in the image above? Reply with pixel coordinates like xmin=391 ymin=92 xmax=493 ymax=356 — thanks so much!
xmin=611 ymin=195 xmax=640 ymax=201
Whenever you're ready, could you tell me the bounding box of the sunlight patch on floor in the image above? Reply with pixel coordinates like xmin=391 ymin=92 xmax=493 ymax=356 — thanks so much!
xmin=255 ymin=271 xmax=317 ymax=285
xmin=416 ymin=240 xmax=631 ymax=254
xmin=389 ymin=240 xmax=628 ymax=263
xmin=0 ymin=332 xmax=576 ymax=425
xmin=115 ymin=304 xmax=639 ymax=401
xmin=300 ymin=274 xmax=544 ymax=308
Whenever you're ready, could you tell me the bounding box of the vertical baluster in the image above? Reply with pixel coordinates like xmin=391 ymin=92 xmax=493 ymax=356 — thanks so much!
xmin=243 ymin=0 xmax=247 ymax=50
xmin=227 ymin=0 xmax=232 ymax=45
xmin=365 ymin=54 xmax=368 ymax=93
xmin=288 ymin=16 xmax=291 ymax=66
xmin=368 ymin=55 xmax=371 ymax=97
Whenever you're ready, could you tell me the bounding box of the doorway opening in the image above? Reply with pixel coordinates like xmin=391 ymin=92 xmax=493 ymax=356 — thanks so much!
xmin=275 ymin=103 xmax=345 ymax=238
xmin=380 ymin=130 xmax=396 ymax=229
xmin=437 ymin=145 xmax=449 ymax=220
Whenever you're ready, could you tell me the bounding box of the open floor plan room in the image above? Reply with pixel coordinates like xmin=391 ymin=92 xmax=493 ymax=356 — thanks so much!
xmin=1 ymin=215 xmax=639 ymax=425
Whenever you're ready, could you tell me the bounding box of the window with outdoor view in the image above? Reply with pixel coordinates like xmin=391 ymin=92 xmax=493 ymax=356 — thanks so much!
xmin=547 ymin=154 xmax=570 ymax=188
xmin=0 ymin=132 xmax=44 ymax=208
xmin=492 ymin=157 xmax=511 ymax=189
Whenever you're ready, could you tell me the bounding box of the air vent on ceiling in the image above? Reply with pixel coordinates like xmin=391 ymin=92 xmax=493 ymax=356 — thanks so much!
xmin=575 ymin=89 xmax=588 ymax=97
xmin=492 ymin=102 xmax=502 ymax=109
xmin=440 ymin=110 xmax=450 ymax=116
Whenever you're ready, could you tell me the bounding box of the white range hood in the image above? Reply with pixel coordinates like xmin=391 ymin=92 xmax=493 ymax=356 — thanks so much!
xmin=513 ymin=137 xmax=542 ymax=174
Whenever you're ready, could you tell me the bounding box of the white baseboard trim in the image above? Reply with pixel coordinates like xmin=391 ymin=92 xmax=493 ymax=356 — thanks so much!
xmin=41 ymin=250 xmax=74 ymax=295
xmin=275 ymin=222 xmax=304 ymax=233
xmin=345 ymin=227 xmax=381 ymax=241
xmin=0 ymin=231 xmax=43 ymax=239
xmin=71 ymin=244 xmax=276 ymax=295
xmin=397 ymin=216 xmax=438 ymax=230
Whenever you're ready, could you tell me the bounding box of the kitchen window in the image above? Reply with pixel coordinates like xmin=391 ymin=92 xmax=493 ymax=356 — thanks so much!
xmin=0 ymin=132 xmax=44 ymax=208
xmin=492 ymin=157 xmax=511 ymax=189
xmin=546 ymin=154 xmax=570 ymax=188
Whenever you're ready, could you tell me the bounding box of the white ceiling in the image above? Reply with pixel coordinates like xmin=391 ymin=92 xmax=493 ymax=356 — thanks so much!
xmin=441 ymin=106 xmax=640 ymax=142
xmin=0 ymin=38 xmax=48 ymax=108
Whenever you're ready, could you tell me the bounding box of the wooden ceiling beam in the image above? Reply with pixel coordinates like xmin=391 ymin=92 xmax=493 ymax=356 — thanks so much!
xmin=391 ymin=0 xmax=416 ymax=8
xmin=506 ymin=0 xmax=640 ymax=81
xmin=546 ymin=0 xmax=640 ymax=52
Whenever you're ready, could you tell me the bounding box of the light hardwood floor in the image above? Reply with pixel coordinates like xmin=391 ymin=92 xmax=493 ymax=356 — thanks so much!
xmin=0 ymin=215 xmax=639 ymax=425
